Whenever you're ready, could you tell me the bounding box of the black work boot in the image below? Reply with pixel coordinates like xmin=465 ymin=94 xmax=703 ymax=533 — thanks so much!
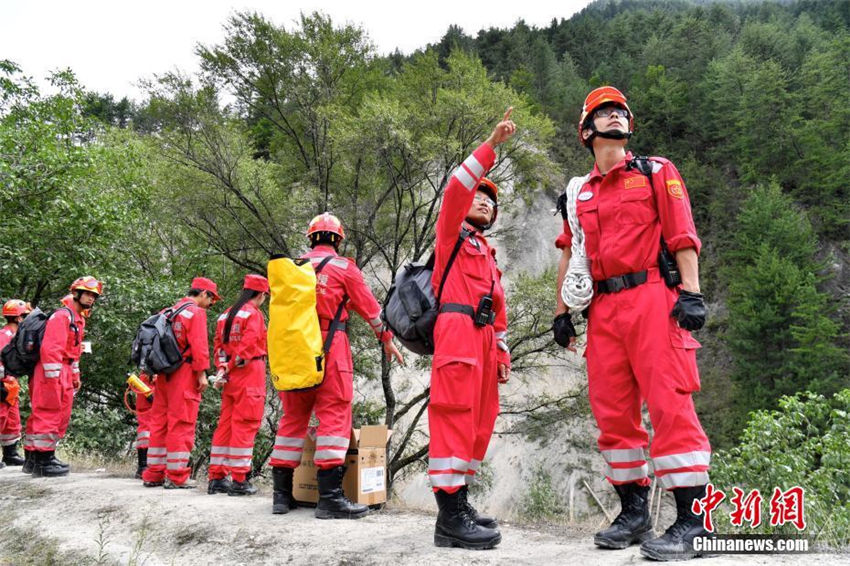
xmin=31 ymin=450 xmax=70 ymax=477
xmin=458 ymin=485 xmax=498 ymax=529
xmin=594 ymin=482 xmax=654 ymax=549
xmin=207 ymin=477 xmax=232 ymax=494
xmin=134 ymin=448 xmax=148 ymax=480
xmin=315 ymin=466 xmax=368 ymax=520
xmin=3 ymin=442 xmax=26 ymax=466
xmin=272 ymin=467 xmax=297 ymax=514
xmin=641 ymin=485 xmax=711 ymax=561
xmin=434 ymin=489 xmax=502 ymax=550
xmin=228 ymin=479 xmax=258 ymax=496
xmin=22 ymin=449 xmax=33 ymax=474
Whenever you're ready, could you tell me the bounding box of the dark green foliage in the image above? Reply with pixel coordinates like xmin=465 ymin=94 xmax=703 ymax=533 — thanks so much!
xmin=711 ymin=390 xmax=850 ymax=546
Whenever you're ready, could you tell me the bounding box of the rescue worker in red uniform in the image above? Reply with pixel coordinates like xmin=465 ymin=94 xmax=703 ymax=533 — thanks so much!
xmin=142 ymin=277 xmax=218 ymax=489
xmin=553 ymin=86 xmax=711 ymax=561
xmin=427 ymin=110 xmax=515 ymax=550
xmin=133 ymin=372 xmax=154 ymax=479
xmin=0 ymin=299 xmax=30 ymax=468
xmin=207 ymin=274 xmax=270 ymax=496
xmin=25 ymin=277 xmax=101 ymax=477
xmin=269 ymin=213 xmax=404 ymax=519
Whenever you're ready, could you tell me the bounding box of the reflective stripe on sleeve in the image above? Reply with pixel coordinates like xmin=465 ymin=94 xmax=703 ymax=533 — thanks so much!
xmin=454 ymin=166 xmax=476 ymax=190
xmin=462 ymin=154 xmax=484 ymax=178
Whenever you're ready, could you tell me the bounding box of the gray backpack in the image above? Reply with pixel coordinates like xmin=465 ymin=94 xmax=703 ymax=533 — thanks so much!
xmin=129 ymin=303 xmax=193 ymax=375
xmin=382 ymin=230 xmax=471 ymax=355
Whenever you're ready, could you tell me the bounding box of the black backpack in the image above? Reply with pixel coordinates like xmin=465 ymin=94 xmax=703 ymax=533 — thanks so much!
xmin=382 ymin=229 xmax=471 ymax=355
xmin=0 ymin=307 xmax=77 ymax=378
xmin=130 ymin=302 xmax=193 ymax=375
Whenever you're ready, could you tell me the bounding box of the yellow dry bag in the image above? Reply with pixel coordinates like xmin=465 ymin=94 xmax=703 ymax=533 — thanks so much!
xmin=267 ymin=257 xmax=325 ymax=391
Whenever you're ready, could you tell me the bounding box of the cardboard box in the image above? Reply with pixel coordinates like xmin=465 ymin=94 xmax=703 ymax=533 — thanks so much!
xmin=292 ymin=424 xmax=390 ymax=506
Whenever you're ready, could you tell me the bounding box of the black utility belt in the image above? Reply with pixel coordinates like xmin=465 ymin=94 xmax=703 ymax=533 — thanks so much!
xmin=439 ymin=302 xmax=496 ymax=326
xmin=595 ymin=271 xmax=648 ymax=294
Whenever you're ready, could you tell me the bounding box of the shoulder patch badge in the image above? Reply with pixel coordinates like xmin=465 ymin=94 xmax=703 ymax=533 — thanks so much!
xmin=666 ymin=179 xmax=684 ymax=199
xmin=578 ymin=191 xmax=594 ymax=201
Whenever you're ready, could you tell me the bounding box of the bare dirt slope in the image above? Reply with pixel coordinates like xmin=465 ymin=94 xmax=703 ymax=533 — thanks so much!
xmin=1 ymin=470 xmax=841 ymax=566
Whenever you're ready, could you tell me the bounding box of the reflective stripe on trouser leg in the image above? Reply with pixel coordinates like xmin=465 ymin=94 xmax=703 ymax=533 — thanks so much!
xmin=134 ymin=430 xmax=150 ymax=449
xmin=600 ymin=447 xmax=649 ymax=484
xmin=654 ymin=451 xmax=711 ymax=489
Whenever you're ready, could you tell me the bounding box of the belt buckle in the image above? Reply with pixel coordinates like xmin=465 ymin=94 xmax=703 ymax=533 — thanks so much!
xmin=608 ymin=276 xmax=625 ymax=293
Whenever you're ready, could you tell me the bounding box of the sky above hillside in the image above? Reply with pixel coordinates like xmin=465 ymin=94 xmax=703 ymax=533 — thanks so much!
xmin=1 ymin=0 xmax=593 ymax=101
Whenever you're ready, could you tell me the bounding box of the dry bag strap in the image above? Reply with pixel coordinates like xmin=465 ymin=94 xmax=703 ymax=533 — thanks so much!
xmin=436 ymin=228 xmax=473 ymax=305
xmin=314 ymin=256 xmax=334 ymax=274
xmin=322 ymin=296 xmax=349 ymax=355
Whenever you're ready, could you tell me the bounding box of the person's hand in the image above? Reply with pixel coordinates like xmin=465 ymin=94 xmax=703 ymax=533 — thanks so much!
xmin=498 ymin=363 xmax=510 ymax=384
xmin=196 ymin=371 xmax=208 ymax=393
xmin=671 ymin=290 xmax=707 ymax=331
xmin=485 ymin=107 xmax=517 ymax=148
xmin=553 ymin=312 xmax=577 ymax=352
xmin=213 ymin=369 xmax=227 ymax=390
xmin=383 ymin=340 xmax=405 ymax=366
xmin=72 ymin=378 xmax=81 ymax=392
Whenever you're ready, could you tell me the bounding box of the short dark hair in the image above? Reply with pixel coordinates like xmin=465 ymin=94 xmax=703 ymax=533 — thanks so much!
xmin=310 ymin=231 xmax=340 ymax=249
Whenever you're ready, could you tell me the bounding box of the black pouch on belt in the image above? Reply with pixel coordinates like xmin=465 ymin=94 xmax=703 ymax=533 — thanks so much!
xmin=658 ymin=237 xmax=682 ymax=288
xmin=474 ymin=280 xmax=495 ymax=327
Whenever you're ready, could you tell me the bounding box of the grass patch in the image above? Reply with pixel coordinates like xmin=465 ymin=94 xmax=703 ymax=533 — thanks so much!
xmin=0 ymin=518 xmax=96 ymax=566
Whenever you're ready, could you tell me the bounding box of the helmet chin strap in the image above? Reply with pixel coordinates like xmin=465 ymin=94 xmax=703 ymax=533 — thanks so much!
xmin=586 ymin=123 xmax=632 ymax=145
xmin=596 ymin=129 xmax=632 ymax=140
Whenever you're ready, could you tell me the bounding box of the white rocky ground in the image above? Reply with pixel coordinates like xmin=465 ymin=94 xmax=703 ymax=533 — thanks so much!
xmin=1 ymin=470 xmax=843 ymax=566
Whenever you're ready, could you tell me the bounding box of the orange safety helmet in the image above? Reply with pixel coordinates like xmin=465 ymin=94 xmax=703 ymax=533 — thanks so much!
xmin=2 ymin=299 xmax=29 ymax=318
xmin=69 ymin=276 xmax=103 ymax=296
xmin=578 ymin=86 xmax=635 ymax=147
xmin=306 ymin=212 xmax=346 ymax=241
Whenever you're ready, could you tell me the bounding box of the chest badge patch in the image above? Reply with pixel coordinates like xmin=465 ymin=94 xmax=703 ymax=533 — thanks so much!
xmin=578 ymin=191 xmax=594 ymax=201
xmin=624 ymin=176 xmax=648 ymax=190
xmin=666 ymin=180 xmax=685 ymax=199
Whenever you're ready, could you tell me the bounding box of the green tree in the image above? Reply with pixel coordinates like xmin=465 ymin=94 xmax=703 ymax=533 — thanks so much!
xmin=724 ymin=184 xmax=848 ymax=428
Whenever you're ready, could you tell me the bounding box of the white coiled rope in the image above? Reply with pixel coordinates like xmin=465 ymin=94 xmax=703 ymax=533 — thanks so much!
xmin=560 ymin=174 xmax=593 ymax=311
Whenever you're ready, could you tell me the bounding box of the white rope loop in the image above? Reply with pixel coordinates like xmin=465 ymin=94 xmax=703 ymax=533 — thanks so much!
xmin=560 ymin=174 xmax=593 ymax=312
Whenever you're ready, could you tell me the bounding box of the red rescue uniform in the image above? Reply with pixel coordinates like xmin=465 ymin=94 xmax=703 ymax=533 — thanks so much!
xmin=556 ymin=152 xmax=711 ymax=490
xmin=428 ymin=143 xmax=510 ymax=493
xmin=142 ymin=297 xmax=210 ymax=485
xmin=0 ymin=326 xmax=22 ymax=448
xmin=209 ymin=302 xmax=267 ymax=482
xmin=270 ymin=245 xmax=392 ymax=470
xmin=25 ymin=296 xmax=84 ymax=452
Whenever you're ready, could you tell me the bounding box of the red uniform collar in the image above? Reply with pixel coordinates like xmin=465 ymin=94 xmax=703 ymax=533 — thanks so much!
xmin=589 ymin=151 xmax=634 ymax=182
xmin=309 ymin=244 xmax=338 ymax=257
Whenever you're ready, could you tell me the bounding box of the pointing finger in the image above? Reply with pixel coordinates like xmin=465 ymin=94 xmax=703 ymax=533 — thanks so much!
xmin=503 ymin=106 xmax=514 ymax=122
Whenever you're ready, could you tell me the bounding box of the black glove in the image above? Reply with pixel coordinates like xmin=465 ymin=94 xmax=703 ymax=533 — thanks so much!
xmin=671 ymin=290 xmax=706 ymax=331
xmin=553 ymin=313 xmax=577 ymax=347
